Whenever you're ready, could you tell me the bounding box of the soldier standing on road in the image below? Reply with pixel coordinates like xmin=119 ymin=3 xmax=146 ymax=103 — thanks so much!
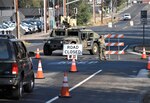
xmin=98 ymin=35 xmax=107 ymax=61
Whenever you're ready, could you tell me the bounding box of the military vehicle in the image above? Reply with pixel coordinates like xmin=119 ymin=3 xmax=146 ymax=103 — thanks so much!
xmin=43 ymin=27 xmax=100 ymax=55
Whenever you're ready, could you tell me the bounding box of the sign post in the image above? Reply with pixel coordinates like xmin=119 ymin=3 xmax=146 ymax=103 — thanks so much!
xmin=141 ymin=10 xmax=147 ymax=47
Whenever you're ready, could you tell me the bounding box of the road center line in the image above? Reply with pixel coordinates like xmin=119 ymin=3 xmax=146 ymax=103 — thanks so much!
xmin=45 ymin=69 xmax=102 ymax=103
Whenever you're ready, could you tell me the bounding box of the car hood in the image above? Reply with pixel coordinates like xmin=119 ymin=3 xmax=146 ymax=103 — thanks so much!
xmin=49 ymin=37 xmax=65 ymax=40
xmin=64 ymin=36 xmax=79 ymax=40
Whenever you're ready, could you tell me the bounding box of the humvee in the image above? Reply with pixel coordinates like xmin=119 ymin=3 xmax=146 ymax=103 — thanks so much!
xmin=43 ymin=27 xmax=100 ymax=55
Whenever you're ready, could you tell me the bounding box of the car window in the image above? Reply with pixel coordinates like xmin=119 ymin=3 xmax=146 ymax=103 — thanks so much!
xmin=13 ymin=42 xmax=27 ymax=59
xmin=68 ymin=31 xmax=78 ymax=36
xmin=55 ymin=30 xmax=65 ymax=36
xmin=89 ymin=33 xmax=93 ymax=37
xmin=0 ymin=41 xmax=11 ymax=59
xmin=81 ymin=33 xmax=87 ymax=40
xmin=124 ymin=13 xmax=130 ymax=16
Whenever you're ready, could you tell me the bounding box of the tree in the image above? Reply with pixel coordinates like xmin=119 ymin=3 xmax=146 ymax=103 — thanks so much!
xmin=76 ymin=0 xmax=92 ymax=25
xmin=117 ymin=0 xmax=127 ymax=7
xmin=19 ymin=0 xmax=42 ymax=8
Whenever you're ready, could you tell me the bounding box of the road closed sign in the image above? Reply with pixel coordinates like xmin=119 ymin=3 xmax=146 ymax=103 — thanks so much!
xmin=63 ymin=44 xmax=83 ymax=55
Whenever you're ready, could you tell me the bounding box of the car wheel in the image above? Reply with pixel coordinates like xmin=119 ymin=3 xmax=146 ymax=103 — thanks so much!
xmin=43 ymin=44 xmax=52 ymax=55
xmin=89 ymin=43 xmax=98 ymax=55
xmin=12 ymin=78 xmax=23 ymax=100
xmin=24 ymin=74 xmax=35 ymax=93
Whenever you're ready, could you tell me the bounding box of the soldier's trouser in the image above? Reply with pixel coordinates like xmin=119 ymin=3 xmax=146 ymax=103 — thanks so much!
xmin=99 ymin=47 xmax=106 ymax=60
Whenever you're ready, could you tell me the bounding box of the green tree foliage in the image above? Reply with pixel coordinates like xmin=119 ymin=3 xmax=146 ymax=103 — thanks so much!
xmin=19 ymin=0 xmax=42 ymax=8
xmin=105 ymin=0 xmax=111 ymax=7
xmin=117 ymin=0 xmax=127 ymax=7
xmin=76 ymin=0 xmax=91 ymax=25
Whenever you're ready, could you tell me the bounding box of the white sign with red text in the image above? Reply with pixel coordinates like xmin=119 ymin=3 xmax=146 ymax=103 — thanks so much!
xmin=63 ymin=44 xmax=83 ymax=55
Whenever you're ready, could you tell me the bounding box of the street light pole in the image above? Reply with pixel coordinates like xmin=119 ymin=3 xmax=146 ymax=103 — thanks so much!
xmin=111 ymin=0 xmax=113 ymax=22
xmin=93 ymin=0 xmax=96 ymax=23
xmin=143 ymin=22 xmax=145 ymax=47
xmin=101 ymin=0 xmax=103 ymax=24
xmin=63 ymin=0 xmax=67 ymax=16
xmin=14 ymin=0 xmax=20 ymax=39
xmin=44 ymin=0 xmax=47 ymax=33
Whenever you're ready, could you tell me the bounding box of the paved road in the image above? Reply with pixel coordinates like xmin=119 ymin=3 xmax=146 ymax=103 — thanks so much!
xmin=0 ymin=51 xmax=149 ymax=103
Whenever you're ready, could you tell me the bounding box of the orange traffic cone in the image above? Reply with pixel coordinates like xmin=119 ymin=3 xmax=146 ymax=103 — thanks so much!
xmin=36 ymin=59 xmax=45 ymax=79
xmin=59 ymin=72 xmax=71 ymax=98
xmin=69 ymin=58 xmax=78 ymax=72
xmin=35 ymin=48 xmax=40 ymax=59
xmin=147 ymin=55 xmax=150 ymax=70
xmin=141 ymin=47 xmax=147 ymax=59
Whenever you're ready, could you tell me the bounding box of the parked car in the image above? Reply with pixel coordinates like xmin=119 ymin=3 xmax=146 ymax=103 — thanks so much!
xmin=0 ymin=25 xmax=5 ymax=32
xmin=28 ymin=19 xmax=44 ymax=32
xmin=43 ymin=27 xmax=100 ymax=55
xmin=122 ymin=13 xmax=131 ymax=20
xmin=20 ymin=23 xmax=31 ymax=34
xmin=21 ymin=21 xmax=36 ymax=33
xmin=0 ymin=34 xmax=35 ymax=99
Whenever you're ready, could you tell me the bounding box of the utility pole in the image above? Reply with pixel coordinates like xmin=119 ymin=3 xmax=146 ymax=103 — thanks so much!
xmin=101 ymin=0 xmax=103 ymax=24
xmin=14 ymin=0 xmax=20 ymax=39
xmin=111 ymin=0 xmax=113 ymax=23
xmin=63 ymin=0 xmax=67 ymax=16
xmin=44 ymin=0 xmax=47 ymax=33
xmin=67 ymin=0 xmax=69 ymax=16
xmin=93 ymin=0 xmax=96 ymax=23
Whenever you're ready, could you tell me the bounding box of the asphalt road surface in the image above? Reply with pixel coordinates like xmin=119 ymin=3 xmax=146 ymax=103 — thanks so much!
xmin=0 ymin=47 xmax=150 ymax=103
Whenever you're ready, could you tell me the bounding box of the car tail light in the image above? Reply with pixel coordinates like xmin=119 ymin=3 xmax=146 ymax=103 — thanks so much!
xmin=12 ymin=63 xmax=19 ymax=74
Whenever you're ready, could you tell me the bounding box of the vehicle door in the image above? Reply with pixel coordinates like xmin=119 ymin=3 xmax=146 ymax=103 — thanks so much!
xmin=13 ymin=41 xmax=31 ymax=82
xmin=81 ymin=32 xmax=93 ymax=48
xmin=87 ymin=32 xmax=94 ymax=47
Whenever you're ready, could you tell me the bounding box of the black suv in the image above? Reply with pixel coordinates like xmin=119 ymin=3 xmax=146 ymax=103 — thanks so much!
xmin=0 ymin=34 xmax=35 ymax=99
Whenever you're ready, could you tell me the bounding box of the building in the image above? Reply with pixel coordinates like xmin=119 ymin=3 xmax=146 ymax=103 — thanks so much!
xmin=0 ymin=0 xmax=41 ymax=22
xmin=0 ymin=0 xmax=14 ymax=10
xmin=142 ymin=0 xmax=150 ymax=3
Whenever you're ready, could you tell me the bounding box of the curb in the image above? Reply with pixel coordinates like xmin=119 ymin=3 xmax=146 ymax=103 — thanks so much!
xmin=20 ymin=31 xmax=50 ymax=41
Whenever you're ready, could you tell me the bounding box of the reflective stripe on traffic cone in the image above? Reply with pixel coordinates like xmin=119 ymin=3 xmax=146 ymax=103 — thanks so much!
xmin=36 ymin=59 xmax=45 ymax=79
xmin=69 ymin=58 xmax=78 ymax=72
xmin=141 ymin=47 xmax=147 ymax=59
xmin=147 ymin=55 xmax=150 ymax=70
xmin=59 ymin=72 xmax=71 ymax=98
xmin=35 ymin=48 xmax=40 ymax=59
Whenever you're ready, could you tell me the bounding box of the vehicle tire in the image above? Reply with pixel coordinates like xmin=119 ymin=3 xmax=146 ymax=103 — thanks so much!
xmin=24 ymin=74 xmax=35 ymax=93
xmin=12 ymin=78 xmax=23 ymax=100
xmin=89 ymin=43 xmax=99 ymax=55
xmin=43 ymin=44 xmax=52 ymax=55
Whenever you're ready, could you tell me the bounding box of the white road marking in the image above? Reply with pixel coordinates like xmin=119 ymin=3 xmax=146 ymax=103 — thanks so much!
xmin=48 ymin=61 xmax=98 ymax=65
xmin=88 ymin=61 xmax=98 ymax=64
xmin=122 ymin=45 xmax=128 ymax=51
xmin=128 ymin=51 xmax=141 ymax=56
xmin=45 ymin=69 xmax=102 ymax=103
xmin=137 ymin=69 xmax=149 ymax=78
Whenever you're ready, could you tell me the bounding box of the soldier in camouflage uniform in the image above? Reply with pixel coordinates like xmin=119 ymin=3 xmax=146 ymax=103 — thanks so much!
xmin=98 ymin=35 xmax=107 ymax=61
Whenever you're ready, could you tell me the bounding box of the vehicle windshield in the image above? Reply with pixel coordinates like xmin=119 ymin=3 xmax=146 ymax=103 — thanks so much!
xmin=68 ymin=31 xmax=78 ymax=36
xmin=55 ymin=31 xmax=65 ymax=36
xmin=124 ymin=13 xmax=130 ymax=16
xmin=0 ymin=41 xmax=11 ymax=59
